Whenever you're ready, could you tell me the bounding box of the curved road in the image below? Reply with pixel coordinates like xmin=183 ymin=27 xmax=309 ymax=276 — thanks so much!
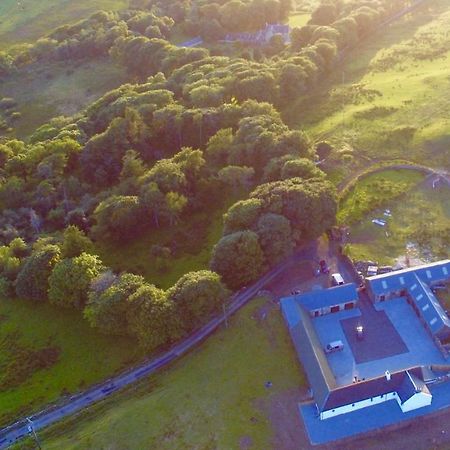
xmin=0 ymin=244 xmax=316 ymax=449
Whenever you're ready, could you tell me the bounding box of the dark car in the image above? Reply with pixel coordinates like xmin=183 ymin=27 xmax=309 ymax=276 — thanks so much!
xmin=319 ymin=259 xmax=330 ymax=274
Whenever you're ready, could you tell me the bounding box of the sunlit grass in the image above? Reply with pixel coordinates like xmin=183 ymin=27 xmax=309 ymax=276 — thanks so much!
xmin=39 ymin=298 xmax=305 ymax=450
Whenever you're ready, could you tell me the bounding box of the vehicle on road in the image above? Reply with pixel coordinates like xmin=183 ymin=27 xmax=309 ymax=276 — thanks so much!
xmin=331 ymin=273 xmax=345 ymax=286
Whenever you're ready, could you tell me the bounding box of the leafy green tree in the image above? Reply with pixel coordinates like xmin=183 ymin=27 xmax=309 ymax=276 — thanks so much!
xmin=140 ymin=182 xmax=167 ymax=228
xmin=256 ymin=213 xmax=293 ymax=264
xmin=127 ymin=284 xmax=182 ymax=351
xmin=218 ymin=166 xmax=254 ymax=193
xmin=48 ymin=253 xmax=105 ymax=309
xmin=165 ymin=191 xmax=188 ymax=226
xmin=210 ymin=230 xmax=264 ymax=289
xmin=92 ymin=195 xmax=144 ymax=241
xmin=280 ymin=158 xmax=325 ymax=180
xmin=250 ymin=178 xmax=337 ymax=242
xmin=168 ymin=270 xmax=230 ymax=330
xmin=84 ymin=273 xmax=145 ymax=335
xmin=15 ymin=245 xmax=61 ymax=301
xmin=205 ymin=128 xmax=234 ymax=169
xmin=223 ymin=198 xmax=262 ymax=235
xmin=61 ymin=225 xmax=94 ymax=258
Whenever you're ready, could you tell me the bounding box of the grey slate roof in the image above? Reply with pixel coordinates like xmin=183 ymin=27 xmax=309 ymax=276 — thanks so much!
xmin=281 ymin=298 xmax=336 ymax=409
xmin=281 ymin=295 xmax=430 ymax=412
xmin=367 ymin=260 xmax=450 ymax=296
xmin=367 ymin=260 xmax=450 ymax=338
xmin=411 ymin=275 xmax=450 ymax=337
xmin=291 ymin=283 xmax=358 ymax=312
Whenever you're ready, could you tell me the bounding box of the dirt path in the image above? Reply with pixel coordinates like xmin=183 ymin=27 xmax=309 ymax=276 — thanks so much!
xmin=337 ymin=161 xmax=450 ymax=196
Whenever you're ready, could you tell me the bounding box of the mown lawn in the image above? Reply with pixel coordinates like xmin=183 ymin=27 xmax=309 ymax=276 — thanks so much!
xmin=0 ymin=298 xmax=138 ymax=427
xmin=95 ymin=201 xmax=230 ymax=290
xmin=284 ymin=0 xmax=450 ymax=169
xmin=337 ymin=169 xmax=424 ymax=225
xmin=0 ymin=0 xmax=127 ymax=49
xmin=37 ymin=298 xmax=305 ymax=449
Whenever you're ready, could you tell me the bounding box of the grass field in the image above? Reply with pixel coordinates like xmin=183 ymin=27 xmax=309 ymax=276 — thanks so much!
xmin=0 ymin=0 xmax=127 ymax=49
xmin=288 ymin=12 xmax=310 ymax=28
xmin=0 ymin=297 xmax=138 ymax=427
xmin=344 ymin=182 xmax=450 ymax=265
xmin=0 ymin=58 xmax=128 ymax=139
xmin=284 ymin=0 xmax=450 ymax=169
xmin=337 ymin=169 xmax=425 ymax=225
xmin=96 ymin=200 xmax=231 ymax=290
xmin=34 ymin=297 xmax=305 ymax=449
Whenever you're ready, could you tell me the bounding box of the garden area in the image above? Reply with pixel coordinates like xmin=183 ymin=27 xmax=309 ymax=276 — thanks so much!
xmin=343 ymin=180 xmax=449 ymax=265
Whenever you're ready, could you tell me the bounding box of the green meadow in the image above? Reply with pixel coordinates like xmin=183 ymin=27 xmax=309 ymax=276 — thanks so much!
xmin=0 ymin=298 xmax=138 ymax=427
xmin=0 ymin=0 xmax=127 ymax=49
xmin=35 ymin=298 xmax=306 ymax=450
xmin=285 ymin=0 xmax=450 ymax=169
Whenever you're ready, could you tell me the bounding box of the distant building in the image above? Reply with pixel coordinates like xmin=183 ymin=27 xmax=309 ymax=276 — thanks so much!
xmin=223 ymin=23 xmax=290 ymax=45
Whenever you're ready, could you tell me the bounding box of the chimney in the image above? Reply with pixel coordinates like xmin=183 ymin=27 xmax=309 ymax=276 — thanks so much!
xmin=385 ymin=370 xmax=391 ymax=381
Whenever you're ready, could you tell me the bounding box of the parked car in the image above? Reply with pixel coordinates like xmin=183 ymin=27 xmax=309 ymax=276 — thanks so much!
xmin=356 ymin=325 xmax=364 ymax=340
xmin=319 ymin=259 xmax=330 ymax=274
xmin=325 ymin=340 xmax=344 ymax=353
xmin=331 ymin=273 xmax=345 ymax=286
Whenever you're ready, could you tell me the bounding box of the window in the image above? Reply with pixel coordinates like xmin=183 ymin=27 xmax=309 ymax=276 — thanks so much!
xmin=370 ymin=398 xmax=373 ymax=402
xmin=352 ymin=404 xmax=355 ymax=407
xmin=380 ymin=295 xmax=385 ymax=302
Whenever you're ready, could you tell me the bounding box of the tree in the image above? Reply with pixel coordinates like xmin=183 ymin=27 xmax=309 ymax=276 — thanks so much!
xmin=15 ymin=245 xmax=61 ymax=301
xmin=205 ymin=128 xmax=234 ymax=169
xmin=218 ymin=166 xmax=254 ymax=193
xmin=256 ymin=213 xmax=293 ymax=264
xmin=48 ymin=253 xmax=105 ymax=309
xmin=223 ymin=198 xmax=263 ymax=235
xmin=140 ymin=182 xmax=167 ymax=228
xmin=210 ymin=230 xmax=264 ymax=289
xmin=84 ymin=273 xmax=145 ymax=335
xmin=61 ymin=225 xmax=94 ymax=258
xmin=168 ymin=270 xmax=230 ymax=331
xmin=92 ymin=195 xmax=145 ymax=241
xmin=250 ymin=178 xmax=337 ymax=242
xmin=165 ymin=191 xmax=187 ymax=226
xmin=280 ymin=158 xmax=325 ymax=180
xmin=127 ymin=284 xmax=182 ymax=351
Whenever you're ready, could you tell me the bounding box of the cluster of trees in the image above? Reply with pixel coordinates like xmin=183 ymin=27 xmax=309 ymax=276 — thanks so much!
xmin=2 ymin=225 xmax=229 ymax=351
xmin=0 ymin=10 xmax=175 ymax=76
xmin=211 ymin=177 xmax=336 ymax=288
xmin=290 ymin=0 xmax=415 ymax=56
xmin=132 ymin=0 xmax=292 ymax=39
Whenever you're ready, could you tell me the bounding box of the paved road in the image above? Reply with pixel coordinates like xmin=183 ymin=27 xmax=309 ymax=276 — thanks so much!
xmin=0 ymin=243 xmax=316 ymax=449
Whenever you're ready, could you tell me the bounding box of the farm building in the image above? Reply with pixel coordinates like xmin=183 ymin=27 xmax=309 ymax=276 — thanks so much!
xmin=291 ymin=284 xmax=358 ymax=318
xmin=223 ymin=23 xmax=290 ymax=45
xmin=281 ymin=260 xmax=450 ymax=424
xmin=366 ymin=260 xmax=450 ymax=340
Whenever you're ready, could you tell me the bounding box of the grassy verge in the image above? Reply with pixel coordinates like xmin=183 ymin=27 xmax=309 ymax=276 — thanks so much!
xmin=0 ymin=0 xmax=127 ymax=49
xmin=32 ymin=297 xmax=305 ymax=449
xmin=337 ymin=169 xmax=424 ymax=225
xmin=0 ymin=298 xmax=138 ymax=427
